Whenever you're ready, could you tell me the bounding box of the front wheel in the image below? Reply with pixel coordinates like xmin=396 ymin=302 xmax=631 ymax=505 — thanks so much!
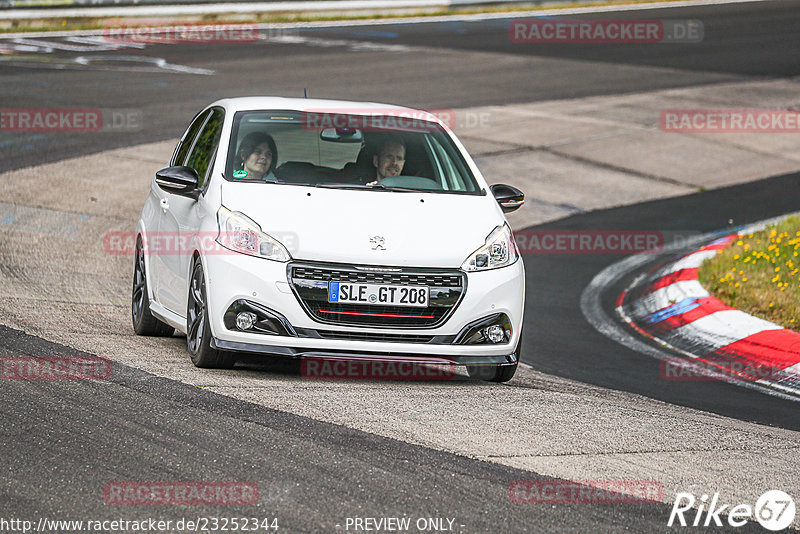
xmin=466 ymin=337 xmax=522 ymax=383
xmin=186 ymin=259 xmax=234 ymax=369
xmin=466 ymin=363 xmax=517 ymax=382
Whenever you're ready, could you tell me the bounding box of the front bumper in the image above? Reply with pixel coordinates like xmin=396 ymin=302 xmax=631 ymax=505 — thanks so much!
xmin=201 ymin=252 xmax=524 ymax=363
xmin=211 ymin=338 xmax=518 ymax=366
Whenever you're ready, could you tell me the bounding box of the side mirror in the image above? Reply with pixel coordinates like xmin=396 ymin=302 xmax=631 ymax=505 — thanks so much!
xmin=490 ymin=184 xmax=524 ymax=213
xmin=155 ymin=166 xmax=200 ymax=199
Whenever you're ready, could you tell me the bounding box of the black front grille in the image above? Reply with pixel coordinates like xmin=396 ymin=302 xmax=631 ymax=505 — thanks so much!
xmin=315 ymin=330 xmax=435 ymax=343
xmin=288 ymin=262 xmax=466 ymax=328
xmin=292 ymin=267 xmax=463 ymax=287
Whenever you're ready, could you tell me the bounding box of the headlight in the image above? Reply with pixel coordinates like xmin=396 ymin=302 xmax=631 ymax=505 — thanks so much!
xmin=461 ymin=224 xmax=518 ymax=271
xmin=216 ymin=206 xmax=291 ymax=262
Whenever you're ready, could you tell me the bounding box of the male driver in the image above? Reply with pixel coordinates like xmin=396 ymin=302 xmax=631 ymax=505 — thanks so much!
xmin=370 ymin=135 xmax=406 ymax=183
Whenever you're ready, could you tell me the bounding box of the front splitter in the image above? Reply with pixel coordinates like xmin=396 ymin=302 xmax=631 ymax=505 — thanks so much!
xmin=211 ymin=337 xmax=517 ymax=366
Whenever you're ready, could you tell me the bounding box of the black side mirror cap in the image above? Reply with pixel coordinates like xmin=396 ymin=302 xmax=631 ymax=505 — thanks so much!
xmin=490 ymin=184 xmax=525 ymax=213
xmin=155 ymin=166 xmax=201 ymax=200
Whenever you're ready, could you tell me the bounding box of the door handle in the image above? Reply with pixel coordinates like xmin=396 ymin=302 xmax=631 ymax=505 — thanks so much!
xmin=160 ymin=198 xmax=169 ymax=212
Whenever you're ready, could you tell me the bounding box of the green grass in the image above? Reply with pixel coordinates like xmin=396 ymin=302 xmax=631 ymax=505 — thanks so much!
xmin=698 ymin=216 xmax=800 ymax=332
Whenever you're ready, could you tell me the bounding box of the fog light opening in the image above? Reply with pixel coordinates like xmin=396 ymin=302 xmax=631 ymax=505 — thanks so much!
xmin=484 ymin=325 xmax=505 ymax=343
xmin=224 ymin=300 xmax=297 ymax=337
xmin=454 ymin=313 xmax=512 ymax=345
xmin=236 ymin=312 xmax=257 ymax=331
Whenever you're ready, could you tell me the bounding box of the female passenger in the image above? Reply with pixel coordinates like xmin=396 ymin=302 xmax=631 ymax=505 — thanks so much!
xmin=234 ymin=132 xmax=278 ymax=181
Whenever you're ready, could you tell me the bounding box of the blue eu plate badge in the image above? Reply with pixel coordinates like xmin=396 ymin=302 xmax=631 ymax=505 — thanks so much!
xmin=328 ymin=282 xmax=340 ymax=302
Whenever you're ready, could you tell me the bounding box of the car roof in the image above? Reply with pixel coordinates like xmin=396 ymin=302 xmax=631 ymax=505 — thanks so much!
xmin=210 ymin=97 xmax=444 ymax=125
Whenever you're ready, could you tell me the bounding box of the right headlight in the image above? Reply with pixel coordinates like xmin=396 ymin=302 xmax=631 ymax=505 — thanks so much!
xmin=216 ymin=206 xmax=291 ymax=262
xmin=461 ymin=223 xmax=518 ymax=272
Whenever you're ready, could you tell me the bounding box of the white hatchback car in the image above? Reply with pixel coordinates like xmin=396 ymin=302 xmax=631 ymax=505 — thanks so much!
xmin=132 ymin=97 xmax=525 ymax=381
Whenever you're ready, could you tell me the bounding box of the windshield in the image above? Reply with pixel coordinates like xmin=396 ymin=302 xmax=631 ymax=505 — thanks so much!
xmin=225 ymin=110 xmax=482 ymax=194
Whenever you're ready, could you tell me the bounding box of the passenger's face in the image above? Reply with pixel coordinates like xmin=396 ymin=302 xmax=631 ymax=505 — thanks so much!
xmin=243 ymin=142 xmax=273 ymax=177
xmin=373 ymin=143 xmax=405 ymax=180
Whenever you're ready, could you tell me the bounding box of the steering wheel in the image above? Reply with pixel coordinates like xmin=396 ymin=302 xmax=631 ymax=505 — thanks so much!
xmin=377 ymin=176 xmax=443 ymax=190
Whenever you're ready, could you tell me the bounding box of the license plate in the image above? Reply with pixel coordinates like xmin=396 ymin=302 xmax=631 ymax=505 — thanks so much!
xmin=327 ymin=282 xmax=429 ymax=307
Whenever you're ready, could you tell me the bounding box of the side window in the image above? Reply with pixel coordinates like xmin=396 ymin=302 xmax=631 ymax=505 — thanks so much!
xmin=426 ymin=135 xmax=474 ymax=192
xmin=173 ymin=110 xmax=210 ymax=166
xmin=185 ymin=108 xmax=225 ymax=188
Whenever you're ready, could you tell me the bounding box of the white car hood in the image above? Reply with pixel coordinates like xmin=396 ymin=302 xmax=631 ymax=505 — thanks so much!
xmin=221 ymin=183 xmax=503 ymax=267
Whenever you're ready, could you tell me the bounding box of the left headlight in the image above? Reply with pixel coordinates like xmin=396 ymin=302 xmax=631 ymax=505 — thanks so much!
xmin=461 ymin=223 xmax=518 ymax=272
xmin=216 ymin=205 xmax=291 ymax=262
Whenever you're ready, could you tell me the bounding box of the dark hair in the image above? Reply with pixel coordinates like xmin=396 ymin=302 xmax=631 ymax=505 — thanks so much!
xmin=236 ymin=132 xmax=278 ymax=175
xmin=375 ymin=134 xmax=405 ymax=156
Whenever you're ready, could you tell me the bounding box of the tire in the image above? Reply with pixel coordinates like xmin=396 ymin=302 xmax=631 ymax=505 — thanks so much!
xmin=132 ymin=235 xmax=174 ymax=337
xmin=467 ymin=363 xmax=517 ymax=382
xmin=186 ymin=258 xmax=235 ymax=369
xmin=466 ymin=337 xmax=522 ymax=383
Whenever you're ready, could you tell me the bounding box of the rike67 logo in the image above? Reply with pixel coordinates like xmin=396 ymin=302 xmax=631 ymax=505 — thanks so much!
xmin=668 ymin=490 xmax=795 ymax=531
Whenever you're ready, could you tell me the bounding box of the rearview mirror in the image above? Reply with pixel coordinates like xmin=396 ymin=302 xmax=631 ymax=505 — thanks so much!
xmin=155 ymin=166 xmax=201 ymax=199
xmin=490 ymin=184 xmax=524 ymax=213
xmin=320 ymin=127 xmax=364 ymax=143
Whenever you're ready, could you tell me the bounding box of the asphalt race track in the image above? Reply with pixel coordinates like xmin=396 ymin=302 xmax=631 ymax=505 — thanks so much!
xmin=2 ymin=1 xmax=800 ymax=532
xmin=3 ymin=0 xmax=800 ymax=172
xmin=1 ymin=324 xmax=688 ymax=532
xmin=532 ymin=171 xmax=800 ymax=430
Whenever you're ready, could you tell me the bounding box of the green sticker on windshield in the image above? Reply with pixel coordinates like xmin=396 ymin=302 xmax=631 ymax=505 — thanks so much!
xmin=233 ymin=170 xmax=248 ymax=179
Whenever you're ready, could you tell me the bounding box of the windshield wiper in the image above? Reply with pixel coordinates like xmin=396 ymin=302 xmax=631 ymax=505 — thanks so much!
xmin=227 ymin=177 xmax=280 ymax=184
xmin=314 ymin=183 xmax=372 ymax=189
xmin=314 ymin=183 xmax=419 ymax=192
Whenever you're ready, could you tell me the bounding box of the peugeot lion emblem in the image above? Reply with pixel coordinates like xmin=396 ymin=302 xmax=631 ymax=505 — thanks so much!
xmin=370 ymin=236 xmax=386 ymax=251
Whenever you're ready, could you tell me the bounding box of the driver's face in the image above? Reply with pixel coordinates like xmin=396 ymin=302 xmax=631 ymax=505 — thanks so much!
xmin=243 ymin=142 xmax=273 ymax=178
xmin=373 ymin=143 xmax=405 ymax=180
